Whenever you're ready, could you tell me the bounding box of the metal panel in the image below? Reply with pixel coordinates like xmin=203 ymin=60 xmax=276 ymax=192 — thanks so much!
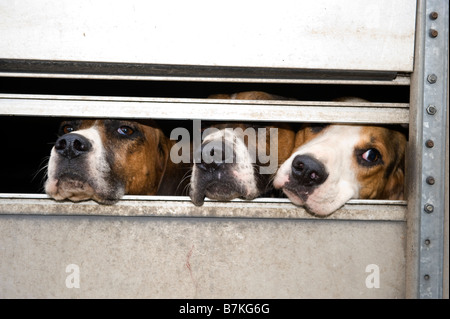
xmin=0 ymin=215 xmax=405 ymax=298
xmin=0 ymin=94 xmax=409 ymax=124
xmin=0 ymin=59 xmax=410 ymax=84
xmin=0 ymin=0 xmax=416 ymax=72
xmin=3 ymin=0 xmax=444 ymax=300
xmin=0 ymin=69 xmax=411 ymax=86
xmin=406 ymin=0 xmax=448 ymax=299
xmin=0 ymin=194 xmax=407 ymax=221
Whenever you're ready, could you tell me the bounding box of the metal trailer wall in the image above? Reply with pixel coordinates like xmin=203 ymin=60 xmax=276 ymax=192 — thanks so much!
xmin=406 ymin=0 xmax=448 ymax=299
xmin=0 ymin=0 xmax=448 ymax=299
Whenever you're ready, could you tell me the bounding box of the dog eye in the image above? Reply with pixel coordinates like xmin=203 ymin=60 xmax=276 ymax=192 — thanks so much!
xmin=361 ymin=148 xmax=381 ymax=163
xmin=117 ymin=126 xmax=134 ymax=136
xmin=62 ymin=124 xmax=75 ymax=134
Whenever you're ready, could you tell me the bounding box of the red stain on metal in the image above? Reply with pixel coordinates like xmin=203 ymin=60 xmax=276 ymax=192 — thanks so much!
xmin=185 ymin=245 xmax=198 ymax=293
xmin=186 ymin=245 xmax=194 ymax=274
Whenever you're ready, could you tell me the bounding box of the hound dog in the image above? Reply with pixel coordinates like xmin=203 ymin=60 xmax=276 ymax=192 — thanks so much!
xmin=189 ymin=91 xmax=295 ymax=206
xmin=45 ymin=119 xmax=189 ymax=204
xmin=273 ymin=117 xmax=407 ymax=216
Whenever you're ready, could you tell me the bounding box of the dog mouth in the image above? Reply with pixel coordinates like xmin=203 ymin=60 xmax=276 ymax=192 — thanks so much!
xmin=282 ymin=184 xmax=313 ymax=203
xmin=50 ymin=173 xmax=97 ymax=203
xmin=190 ymin=179 xmax=247 ymax=206
xmin=281 ymin=184 xmax=333 ymax=216
xmin=47 ymin=170 xmax=122 ymax=205
xmin=282 ymin=183 xmax=349 ymax=217
xmin=205 ymin=182 xmax=243 ymax=200
xmin=56 ymin=170 xmax=88 ymax=182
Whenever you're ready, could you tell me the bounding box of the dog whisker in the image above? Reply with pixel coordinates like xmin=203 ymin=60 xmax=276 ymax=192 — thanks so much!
xmin=175 ymin=168 xmax=193 ymax=196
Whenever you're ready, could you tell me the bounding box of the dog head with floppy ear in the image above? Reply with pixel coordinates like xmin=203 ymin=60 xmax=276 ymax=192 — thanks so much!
xmin=45 ymin=119 xmax=173 ymax=204
xmin=274 ymin=123 xmax=407 ymax=216
xmin=189 ymin=91 xmax=296 ymax=206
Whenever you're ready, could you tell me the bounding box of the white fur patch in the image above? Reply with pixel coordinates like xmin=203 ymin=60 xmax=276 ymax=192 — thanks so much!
xmin=274 ymin=125 xmax=362 ymax=215
xmin=45 ymin=125 xmax=112 ymax=202
xmin=190 ymin=127 xmax=259 ymax=201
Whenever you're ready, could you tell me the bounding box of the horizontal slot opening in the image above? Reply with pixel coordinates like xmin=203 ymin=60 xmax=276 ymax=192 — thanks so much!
xmin=0 ymin=115 xmax=409 ymax=194
xmin=0 ymin=78 xmax=410 ymax=220
xmin=0 ymin=76 xmax=410 ymax=102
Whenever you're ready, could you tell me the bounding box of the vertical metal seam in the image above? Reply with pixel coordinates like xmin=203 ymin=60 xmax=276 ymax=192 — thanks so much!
xmin=418 ymin=0 xmax=448 ymax=299
xmin=406 ymin=0 xmax=425 ymax=299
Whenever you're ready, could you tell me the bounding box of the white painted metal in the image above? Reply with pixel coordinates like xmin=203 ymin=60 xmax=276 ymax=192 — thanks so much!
xmin=0 ymin=0 xmax=417 ymax=72
xmin=0 ymin=94 xmax=410 ymax=123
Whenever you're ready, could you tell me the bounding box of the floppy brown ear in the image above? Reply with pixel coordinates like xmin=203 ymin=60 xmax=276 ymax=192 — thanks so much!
xmin=274 ymin=124 xmax=295 ymax=164
xmin=293 ymin=127 xmax=309 ymax=149
xmin=382 ymin=165 xmax=405 ymax=200
xmin=381 ymin=134 xmax=406 ymax=200
xmin=155 ymin=128 xmax=170 ymax=174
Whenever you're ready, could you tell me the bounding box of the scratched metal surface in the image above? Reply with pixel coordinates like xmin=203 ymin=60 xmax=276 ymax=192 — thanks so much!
xmin=0 ymin=215 xmax=405 ymax=298
xmin=0 ymin=0 xmax=416 ymax=72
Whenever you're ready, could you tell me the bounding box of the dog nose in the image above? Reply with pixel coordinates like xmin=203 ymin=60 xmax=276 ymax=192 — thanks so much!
xmin=197 ymin=141 xmax=234 ymax=172
xmin=291 ymin=154 xmax=328 ymax=187
xmin=54 ymin=133 xmax=92 ymax=159
xmin=198 ymin=158 xmax=223 ymax=172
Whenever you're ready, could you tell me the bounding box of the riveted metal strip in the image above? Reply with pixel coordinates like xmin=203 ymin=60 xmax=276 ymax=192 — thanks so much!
xmin=418 ymin=0 xmax=448 ymax=299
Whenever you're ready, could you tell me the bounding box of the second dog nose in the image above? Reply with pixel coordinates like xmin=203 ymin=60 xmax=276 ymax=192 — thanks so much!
xmin=55 ymin=133 xmax=92 ymax=159
xmin=291 ymin=154 xmax=328 ymax=187
xmin=197 ymin=141 xmax=234 ymax=172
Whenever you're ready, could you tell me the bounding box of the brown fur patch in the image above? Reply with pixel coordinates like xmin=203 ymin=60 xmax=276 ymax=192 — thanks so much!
xmin=354 ymin=126 xmax=406 ymax=199
xmin=98 ymin=120 xmax=168 ymax=195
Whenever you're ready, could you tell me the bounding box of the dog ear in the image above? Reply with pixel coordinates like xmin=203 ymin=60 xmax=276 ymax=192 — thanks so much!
xmin=381 ymin=133 xmax=406 ymax=200
xmin=155 ymin=129 xmax=170 ymax=173
xmin=293 ymin=126 xmax=309 ymax=149
xmin=382 ymin=165 xmax=405 ymax=200
xmin=276 ymin=125 xmax=296 ymax=164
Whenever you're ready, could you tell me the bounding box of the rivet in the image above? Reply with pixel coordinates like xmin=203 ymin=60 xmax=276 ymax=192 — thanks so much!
xmin=425 ymin=140 xmax=434 ymax=148
xmin=430 ymin=29 xmax=438 ymax=38
xmin=426 ymin=176 xmax=435 ymax=185
xmin=424 ymin=274 xmax=430 ymax=281
xmin=427 ymin=74 xmax=437 ymax=84
xmin=424 ymin=239 xmax=431 ymax=246
xmin=426 ymin=105 xmax=437 ymax=115
xmin=424 ymin=204 xmax=434 ymax=213
xmin=430 ymin=12 xmax=438 ymax=20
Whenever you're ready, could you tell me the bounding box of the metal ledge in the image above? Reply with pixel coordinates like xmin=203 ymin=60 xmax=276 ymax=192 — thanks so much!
xmin=0 ymin=59 xmax=409 ymax=85
xmin=0 ymin=194 xmax=407 ymax=221
xmin=0 ymin=94 xmax=409 ymax=124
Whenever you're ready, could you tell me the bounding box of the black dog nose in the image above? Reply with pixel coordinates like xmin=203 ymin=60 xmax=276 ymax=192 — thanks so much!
xmin=54 ymin=133 xmax=92 ymax=159
xmin=291 ymin=154 xmax=328 ymax=187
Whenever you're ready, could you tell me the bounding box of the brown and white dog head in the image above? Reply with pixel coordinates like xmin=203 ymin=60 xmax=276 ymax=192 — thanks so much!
xmin=274 ymin=123 xmax=406 ymax=216
xmin=189 ymin=91 xmax=295 ymax=206
xmin=45 ymin=119 xmax=172 ymax=204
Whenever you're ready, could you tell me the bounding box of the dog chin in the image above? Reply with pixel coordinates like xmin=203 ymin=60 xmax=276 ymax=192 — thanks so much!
xmin=303 ymin=200 xmax=346 ymax=217
xmin=282 ymin=188 xmax=306 ymax=206
xmin=282 ymin=188 xmax=347 ymax=217
xmin=204 ymin=185 xmax=244 ymax=202
xmin=45 ymin=178 xmax=123 ymax=205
